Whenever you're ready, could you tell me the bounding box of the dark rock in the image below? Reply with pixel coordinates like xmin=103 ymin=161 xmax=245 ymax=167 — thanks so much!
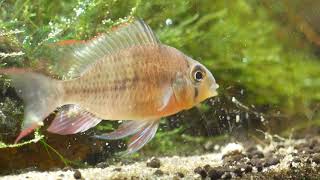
xmin=248 ymin=150 xmax=264 ymax=159
xmin=249 ymin=158 xmax=264 ymax=167
xmin=246 ymin=146 xmax=258 ymax=153
xmin=244 ymin=165 xmax=252 ymax=173
xmin=131 ymin=176 xmax=139 ymax=180
xmin=306 ymin=158 xmax=312 ymax=164
xmin=175 ymin=172 xmax=184 ymax=178
xmin=73 ymin=170 xmax=82 ymax=179
xmin=146 ymin=157 xmax=161 ymax=168
xmin=264 ymin=158 xmax=280 ymax=167
xmin=292 ymin=157 xmax=301 ymax=163
xmin=313 ymin=146 xmax=320 ymax=153
xmin=203 ymin=164 xmax=212 ymax=172
xmin=194 ymin=167 xmax=207 ymax=178
xmin=207 ymin=168 xmax=224 ymax=179
xmin=312 ymin=153 xmax=320 ymax=164
xmin=233 ymin=167 xmax=242 ymax=177
xmin=113 ymin=168 xmax=122 ymax=172
xmin=276 ymin=145 xmax=285 ymax=149
xmin=309 ymin=139 xmax=319 ymax=149
xmin=294 ymin=143 xmax=308 ymax=151
xmin=153 ymin=169 xmax=164 ymax=176
xmin=96 ymin=162 xmax=109 ymax=168
xmin=257 ymin=165 xmax=263 ymax=172
xmin=221 ymin=172 xmax=232 ymax=179
xmin=222 ymin=150 xmax=246 ymax=164
xmin=62 ymin=166 xmax=73 ymax=171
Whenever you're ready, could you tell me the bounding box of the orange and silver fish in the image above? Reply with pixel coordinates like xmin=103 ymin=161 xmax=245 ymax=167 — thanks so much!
xmin=1 ymin=19 xmax=219 ymax=154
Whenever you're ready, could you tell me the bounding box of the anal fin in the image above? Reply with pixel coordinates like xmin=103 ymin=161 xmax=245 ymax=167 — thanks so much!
xmin=47 ymin=105 xmax=102 ymax=135
xmin=95 ymin=120 xmax=160 ymax=155
xmin=124 ymin=120 xmax=159 ymax=155
xmin=94 ymin=120 xmax=148 ymax=140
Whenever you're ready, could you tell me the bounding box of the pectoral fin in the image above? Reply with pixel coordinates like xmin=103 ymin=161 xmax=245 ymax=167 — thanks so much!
xmin=157 ymin=87 xmax=173 ymax=111
xmin=47 ymin=105 xmax=102 ymax=135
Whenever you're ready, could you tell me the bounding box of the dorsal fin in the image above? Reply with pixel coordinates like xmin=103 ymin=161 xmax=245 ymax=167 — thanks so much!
xmin=47 ymin=19 xmax=159 ymax=79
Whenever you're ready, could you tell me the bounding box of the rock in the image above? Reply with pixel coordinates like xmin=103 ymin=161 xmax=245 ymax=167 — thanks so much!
xmin=207 ymin=167 xmax=224 ymax=179
xmin=222 ymin=150 xmax=246 ymax=164
xmin=194 ymin=167 xmax=207 ymax=178
xmin=113 ymin=168 xmax=122 ymax=172
xmin=146 ymin=157 xmax=161 ymax=168
xmin=96 ymin=162 xmax=109 ymax=168
xmin=233 ymin=167 xmax=242 ymax=177
xmin=312 ymin=153 xmax=320 ymax=164
xmin=73 ymin=170 xmax=82 ymax=179
xmin=153 ymin=169 xmax=164 ymax=176
xmin=244 ymin=165 xmax=252 ymax=173
xmin=62 ymin=166 xmax=73 ymax=171
xmin=256 ymin=165 xmax=263 ymax=172
xmin=203 ymin=164 xmax=212 ymax=172
xmin=175 ymin=172 xmax=184 ymax=178
xmin=221 ymin=172 xmax=232 ymax=179
xmin=131 ymin=176 xmax=139 ymax=180
xmin=247 ymin=150 xmax=264 ymax=159
xmin=264 ymin=158 xmax=280 ymax=167
xmin=292 ymin=157 xmax=301 ymax=163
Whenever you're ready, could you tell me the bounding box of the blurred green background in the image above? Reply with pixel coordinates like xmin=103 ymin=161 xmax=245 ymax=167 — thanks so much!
xmin=0 ymin=0 xmax=320 ymax=174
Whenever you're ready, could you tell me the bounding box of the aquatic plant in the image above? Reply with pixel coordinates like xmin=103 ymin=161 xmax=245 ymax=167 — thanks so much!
xmin=0 ymin=0 xmax=319 ymax=168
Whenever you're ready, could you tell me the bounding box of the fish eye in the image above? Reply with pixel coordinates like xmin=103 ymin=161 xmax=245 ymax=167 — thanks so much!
xmin=194 ymin=71 xmax=204 ymax=81
xmin=191 ymin=65 xmax=206 ymax=83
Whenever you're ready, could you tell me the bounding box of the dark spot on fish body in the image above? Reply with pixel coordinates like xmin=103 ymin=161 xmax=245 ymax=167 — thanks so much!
xmin=194 ymin=87 xmax=199 ymax=100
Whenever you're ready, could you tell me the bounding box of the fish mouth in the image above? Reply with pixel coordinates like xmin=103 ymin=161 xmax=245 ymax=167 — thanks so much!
xmin=209 ymin=83 xmax=219 ymax=97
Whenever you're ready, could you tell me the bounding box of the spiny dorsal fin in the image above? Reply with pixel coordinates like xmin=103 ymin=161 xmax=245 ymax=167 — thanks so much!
xmin=47 ymin=19 xmax=159 ymax=79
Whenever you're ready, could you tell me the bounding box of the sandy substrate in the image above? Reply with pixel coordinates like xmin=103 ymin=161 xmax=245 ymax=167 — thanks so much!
xmin=1 ymin=136 xmax=320 ymax=180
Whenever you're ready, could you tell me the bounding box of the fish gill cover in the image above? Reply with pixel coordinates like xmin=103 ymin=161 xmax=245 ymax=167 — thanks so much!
xmin=0 ymin=0 xmax=319 ymax=176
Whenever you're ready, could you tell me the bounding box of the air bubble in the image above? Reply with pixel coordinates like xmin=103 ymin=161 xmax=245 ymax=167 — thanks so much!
xmin=165 ymin=18 xmax=173 ymax=26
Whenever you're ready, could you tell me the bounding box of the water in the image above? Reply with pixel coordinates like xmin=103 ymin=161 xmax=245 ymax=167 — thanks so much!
xmin=0 ymin=0 xmax=319 ymax=178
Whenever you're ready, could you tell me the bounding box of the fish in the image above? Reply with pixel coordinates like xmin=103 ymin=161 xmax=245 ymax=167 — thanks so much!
xmin=0 ymin=19 xmax=219 ymax=154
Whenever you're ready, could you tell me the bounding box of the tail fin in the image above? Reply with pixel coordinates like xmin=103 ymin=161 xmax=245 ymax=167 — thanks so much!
xmin=0 ymin=68 xmax=63 ymax=143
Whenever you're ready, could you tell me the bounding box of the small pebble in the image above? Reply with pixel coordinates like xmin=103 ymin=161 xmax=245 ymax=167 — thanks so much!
xmin=264 ymin=158 xmax=280 ymax=167
xmin=203 ymin=164 xmax=211 ymax=172
xmin=312 ymin=153 xmax=320 ymax=164
xmin=221 ymin=172 xmax=232 ymax=179
xmin=223 ymin=151 xmax=246 ymax=164
xmin=194 ymin=167 xmax=207 ymax=178
xmin=62 ymin=166 xmax=73 ymax=171
xmin=113 ymin=168 xmax=122 ymax=172
xmin=207 ymin=168 xmax=224 ymax=179
xmin=256 ymin=165 xmax=263 ymax=172
xmin=233 ymin=167 xmax=242 ymax=177
xmin=147 ymin=157 xmax=161 ymax=168
xmin=96 ymin=162 xmax=109 ymax=168
xmin=175 ymin=172 xmax=184 ymax=178
xmin=244 ymin=165 xmax=252 ymax=173
xmin=292 ymin=157 xmax=301 ymax=163
xmin=249 ymin=150 xmax=264 ymax=159
xmin=73 ymin=170 xmax=82 ymax=179
xmin=153 ymin=169 xmax=164 ymax=176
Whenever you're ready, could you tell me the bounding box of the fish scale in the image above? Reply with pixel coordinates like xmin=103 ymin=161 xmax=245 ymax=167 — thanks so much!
xmin=63 ymin=45 xmax=183 ymax=120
